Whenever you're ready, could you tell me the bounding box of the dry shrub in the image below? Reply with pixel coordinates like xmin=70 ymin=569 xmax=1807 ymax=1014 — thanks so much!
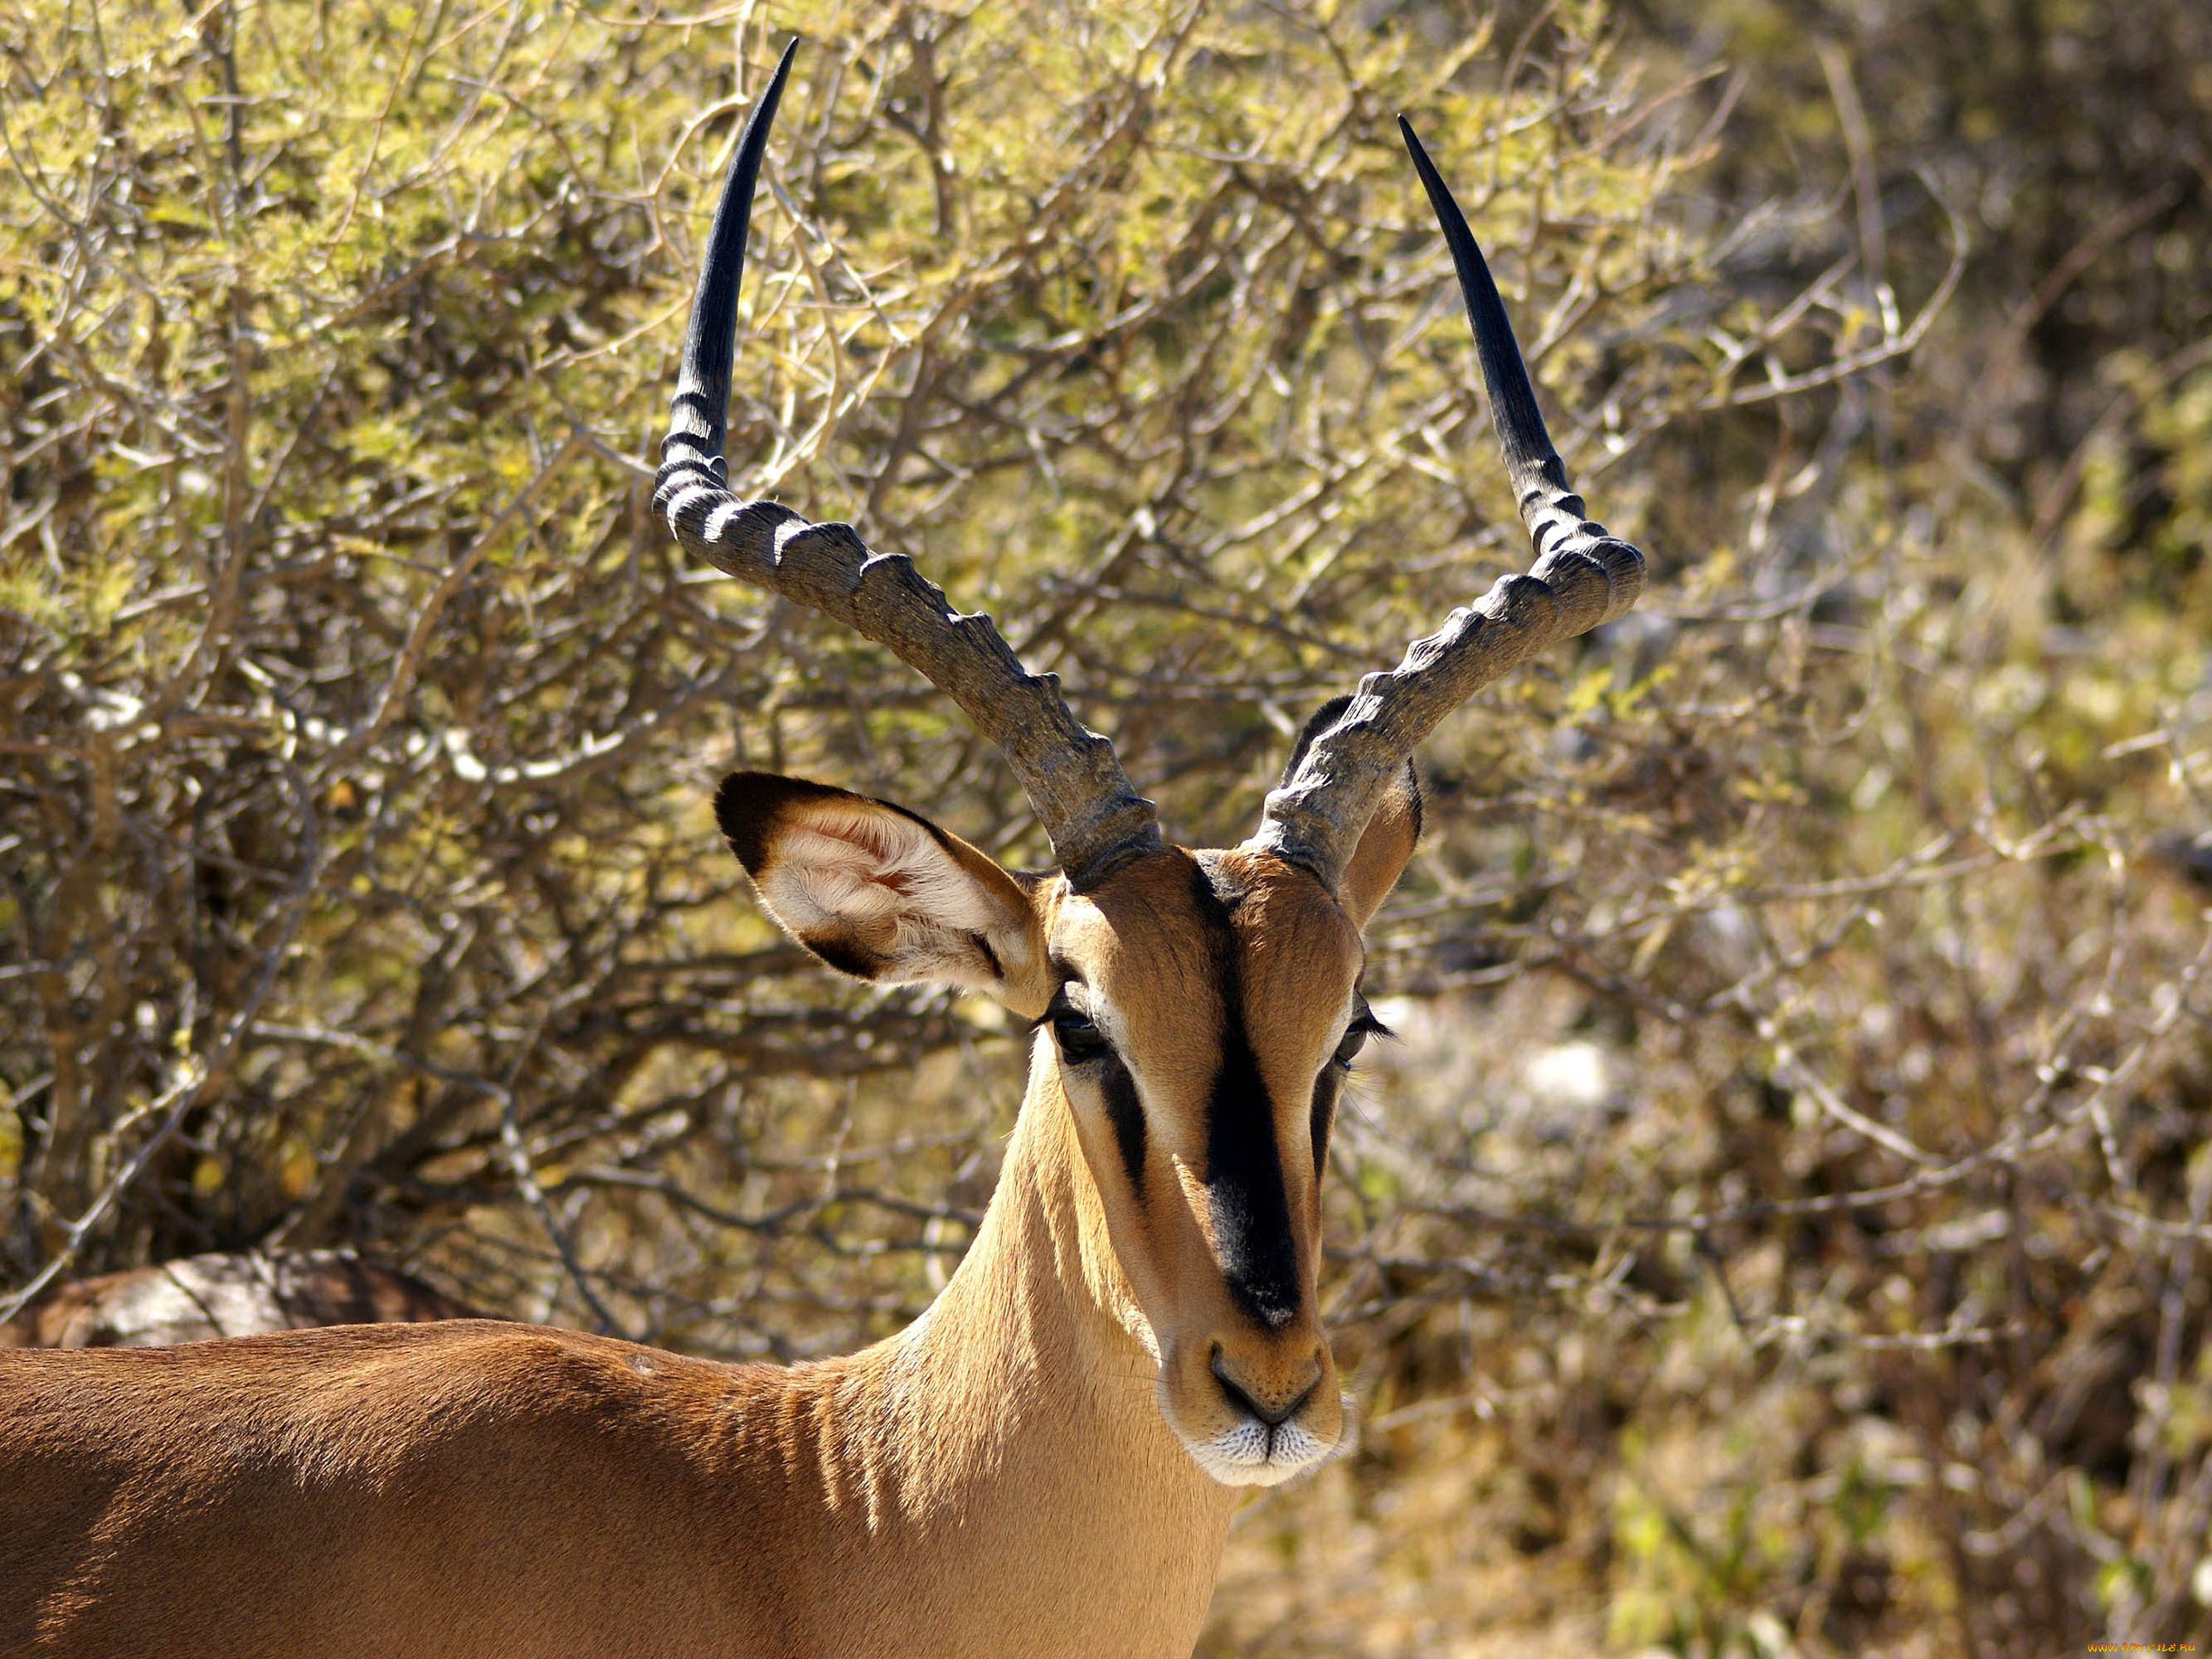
xmin=4 ymin=0 xmax=2210 ymax=1652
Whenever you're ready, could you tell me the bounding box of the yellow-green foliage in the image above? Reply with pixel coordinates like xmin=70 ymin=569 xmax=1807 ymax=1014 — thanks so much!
xmin=6 ymin=0 xmax=2212 ymax=1654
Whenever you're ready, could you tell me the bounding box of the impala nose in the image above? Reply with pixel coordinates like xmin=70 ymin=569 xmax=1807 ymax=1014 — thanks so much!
xmin=1211 ymin=1349 xmax=1319 ymax=1428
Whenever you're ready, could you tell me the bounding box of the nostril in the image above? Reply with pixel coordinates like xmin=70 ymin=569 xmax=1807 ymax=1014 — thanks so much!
xmin=1209 ymin=1350 xmax=1314 ymax=1428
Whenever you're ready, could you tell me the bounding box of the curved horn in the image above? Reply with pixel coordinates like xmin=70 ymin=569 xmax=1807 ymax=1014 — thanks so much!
xmin=654 ymin=41 xmax=1160 ymax=888
xmin=1247 ymin=116 xmax=1646 ymax=888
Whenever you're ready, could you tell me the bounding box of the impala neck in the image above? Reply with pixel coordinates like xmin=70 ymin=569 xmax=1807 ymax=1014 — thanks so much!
xmin=788 ymin=1040 xmax=1233 ymax=1654
xmin=888 ymin=1039 xmax=1227 ymax=1502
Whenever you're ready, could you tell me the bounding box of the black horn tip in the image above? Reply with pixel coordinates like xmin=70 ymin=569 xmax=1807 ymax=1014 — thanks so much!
xmin=666 ymin=37 xmax=800 ymax=482
xmin=1395 ymin=105 xmax=1562 ymax=485
xmin=760 ymin=38 xmax=799 ymax=112
xmin=1396 ymin=115 xmax=1444 ymax=192
xmin=742 ymin=38 xmax=800 ymax=175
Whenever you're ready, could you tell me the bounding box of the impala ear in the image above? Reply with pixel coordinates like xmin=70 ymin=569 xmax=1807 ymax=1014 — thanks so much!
xmin=1278 ymin=698 xmax=1421 ymax=930
xmin=714 ymin=772 xmax=1052 ymax=1014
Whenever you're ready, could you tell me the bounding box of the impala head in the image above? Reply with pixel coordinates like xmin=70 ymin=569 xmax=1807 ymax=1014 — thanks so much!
xmin=707 ymin=723 xmax=1417 ymax=1486
xmin=655 ymin=46 xmax=1645 ymax=1487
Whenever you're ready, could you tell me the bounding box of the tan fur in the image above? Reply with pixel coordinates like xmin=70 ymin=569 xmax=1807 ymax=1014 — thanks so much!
xmin=0 ymin=787 xmax=1416 ymax=1657
xmin=0 ymin=1251 xmax=478 ymax=1350
xmin=1334 ymin=773 xmax=1421 ymax=930
xmin=1048 ymin=851 xmax=1356 ymax=1476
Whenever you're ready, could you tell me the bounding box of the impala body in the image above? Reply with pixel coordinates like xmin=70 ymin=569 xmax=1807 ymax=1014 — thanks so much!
xmin=0 ymin=41 xmax=1644 ymax=1659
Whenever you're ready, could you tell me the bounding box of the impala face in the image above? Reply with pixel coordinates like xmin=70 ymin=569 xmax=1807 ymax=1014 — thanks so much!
xmin=1041 ymin=848 xmax=1364 ymax=1483
xmin=716 ymin=756 xmax=1417 ymax=1488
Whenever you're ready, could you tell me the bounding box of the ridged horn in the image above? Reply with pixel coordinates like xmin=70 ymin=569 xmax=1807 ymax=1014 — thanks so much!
xmin=1247 ymin=115 xmax=1646 ymax=888
xmin=654 ymin=41 xmax=1161 ymax=888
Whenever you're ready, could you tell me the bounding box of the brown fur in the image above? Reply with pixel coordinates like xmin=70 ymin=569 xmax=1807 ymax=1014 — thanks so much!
xmin=0 ymin=778 xmax=1416 ymax=1657
xmin=1048 ymin=849 xmax=1356 ymax=1467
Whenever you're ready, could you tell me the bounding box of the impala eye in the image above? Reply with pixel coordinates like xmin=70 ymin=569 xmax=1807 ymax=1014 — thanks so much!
xmin=1333 ymin=1002 xmax=1388 ymax=1071
xmin=1043 ymin=986 xmax=1111 ymax=1063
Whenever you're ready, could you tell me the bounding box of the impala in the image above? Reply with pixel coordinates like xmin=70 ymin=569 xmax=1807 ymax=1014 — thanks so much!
xmin=0 ymin=43 xmax=1645 ymax=1659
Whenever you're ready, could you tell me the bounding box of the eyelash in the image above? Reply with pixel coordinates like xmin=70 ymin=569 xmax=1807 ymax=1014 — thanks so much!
xmin=1333 ymin=1007 xmax=1389 ymax=1071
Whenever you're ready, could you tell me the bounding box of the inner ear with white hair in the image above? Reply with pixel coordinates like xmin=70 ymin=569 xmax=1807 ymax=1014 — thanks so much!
xmin=714 ymin=771 xmax=1053 ymax=1016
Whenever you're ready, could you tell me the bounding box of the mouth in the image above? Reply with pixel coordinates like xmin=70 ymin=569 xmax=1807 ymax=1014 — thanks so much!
xmin=1164 ymin=1379 xmax=1356 ymax=1488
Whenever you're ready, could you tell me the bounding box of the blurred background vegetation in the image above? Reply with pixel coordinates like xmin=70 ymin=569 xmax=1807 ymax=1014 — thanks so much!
xmin=3 ymin=0 xmax=2210 ymax=1650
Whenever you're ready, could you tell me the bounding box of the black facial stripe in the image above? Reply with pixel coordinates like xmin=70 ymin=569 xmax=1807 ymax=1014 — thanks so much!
xmin=1101 ymin=1056 xmax=1147 ymax=1201
xmin=1309 ymin=1068 xmax=1343 ymax=1181
xmin=1190 ymin=862 xmax=1301 ymax=1332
